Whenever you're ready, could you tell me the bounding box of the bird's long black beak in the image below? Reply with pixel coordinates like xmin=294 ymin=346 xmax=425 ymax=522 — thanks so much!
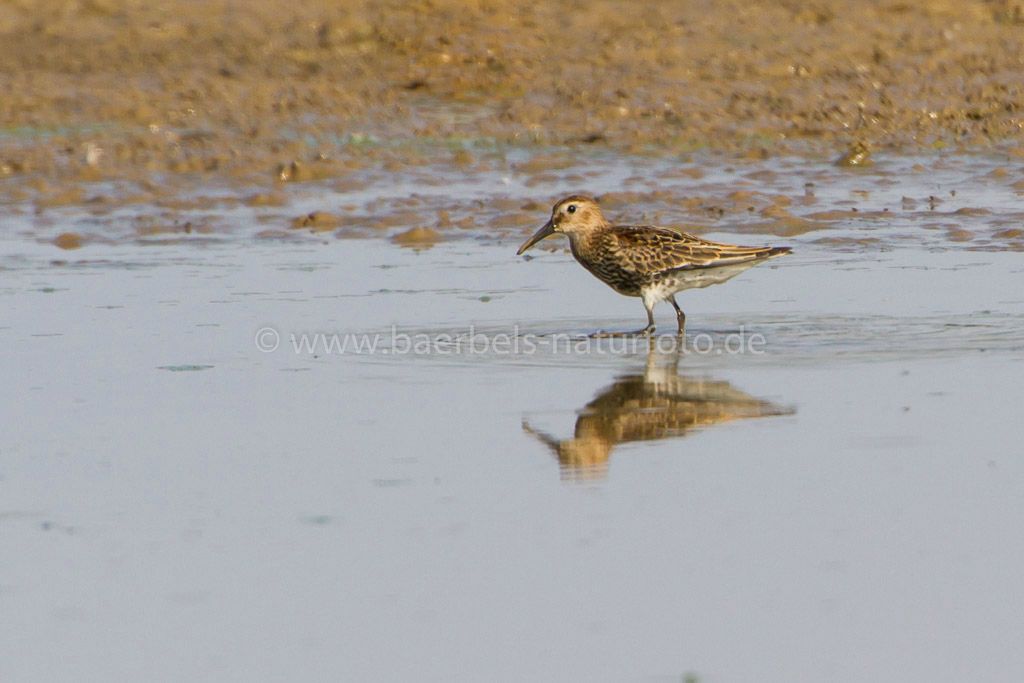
xmin=516 ymin=219 xmax=555 ymax=255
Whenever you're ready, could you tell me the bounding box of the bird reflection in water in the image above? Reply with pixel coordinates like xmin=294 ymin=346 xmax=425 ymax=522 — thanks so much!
xmin=522 ymin=346 xmax=793 ymax=481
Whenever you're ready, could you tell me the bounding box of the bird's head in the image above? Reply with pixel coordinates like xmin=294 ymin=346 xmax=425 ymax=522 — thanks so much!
xmin=516 ymin=195 xmax=607 ymax=255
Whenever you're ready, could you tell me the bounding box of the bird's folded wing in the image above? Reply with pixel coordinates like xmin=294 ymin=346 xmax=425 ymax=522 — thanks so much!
xmin=611 ymin=226 xmax=775 ymax=272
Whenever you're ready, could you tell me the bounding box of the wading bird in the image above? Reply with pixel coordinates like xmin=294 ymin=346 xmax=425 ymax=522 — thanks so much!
xmin=517 ymin=195 xmax=790 ymax=336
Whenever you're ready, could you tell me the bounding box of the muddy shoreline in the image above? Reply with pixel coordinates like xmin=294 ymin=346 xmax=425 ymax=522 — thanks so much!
xmin=2 ymin=0 xmax=1024 ymax=237
xmin=0 ymin=1 xmax=1019 ymax=169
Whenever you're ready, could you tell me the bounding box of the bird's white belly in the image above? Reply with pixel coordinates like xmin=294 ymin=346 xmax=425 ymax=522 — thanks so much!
xmin=641 ymin=261 xmax=765 ymax=303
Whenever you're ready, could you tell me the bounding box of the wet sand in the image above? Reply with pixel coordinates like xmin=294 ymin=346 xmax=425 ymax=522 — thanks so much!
xmin=7 ymin=148 xmax=1024 ymax=254
xmin=3 ymin=0 xmax=1024 ymax=226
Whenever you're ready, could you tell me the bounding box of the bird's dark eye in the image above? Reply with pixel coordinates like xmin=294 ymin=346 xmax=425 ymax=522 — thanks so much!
xmin=567 ymin=204 xmax=577 ymax=214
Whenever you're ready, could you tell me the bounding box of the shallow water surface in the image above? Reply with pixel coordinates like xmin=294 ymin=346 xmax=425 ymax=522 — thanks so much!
xmin=2 ymin=152 xmax=1024 ymax=682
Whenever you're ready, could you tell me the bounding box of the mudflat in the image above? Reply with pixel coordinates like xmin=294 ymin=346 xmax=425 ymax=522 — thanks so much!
xmin=2 ymin=0 xmax=1023 ymax=208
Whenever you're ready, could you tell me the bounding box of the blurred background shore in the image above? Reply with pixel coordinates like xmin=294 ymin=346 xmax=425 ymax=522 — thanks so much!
xmin=2 ymin=0 xmax=1023 ymax=201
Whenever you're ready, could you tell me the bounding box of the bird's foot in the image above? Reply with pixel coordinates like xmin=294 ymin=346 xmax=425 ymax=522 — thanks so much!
xmin=590 ymin=325 xmax=655 ymax=339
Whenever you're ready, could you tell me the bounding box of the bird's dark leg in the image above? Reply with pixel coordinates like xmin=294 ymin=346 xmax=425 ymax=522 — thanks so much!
xmin=640 ymin=302 xmax=656 ymax=335
xmin=668 ymin=295 xmax=686 ymax=336
xmin=591 ymin=300 xmax=656 ymax=338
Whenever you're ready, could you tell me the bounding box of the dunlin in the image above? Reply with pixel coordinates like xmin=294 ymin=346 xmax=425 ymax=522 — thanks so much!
xmin=517 ymin=195 xmax=790 ymax=336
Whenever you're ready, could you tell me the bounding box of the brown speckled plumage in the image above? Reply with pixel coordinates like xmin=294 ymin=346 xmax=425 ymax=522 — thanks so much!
xmin=516 ymin=194 xmax=791 ymax=335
